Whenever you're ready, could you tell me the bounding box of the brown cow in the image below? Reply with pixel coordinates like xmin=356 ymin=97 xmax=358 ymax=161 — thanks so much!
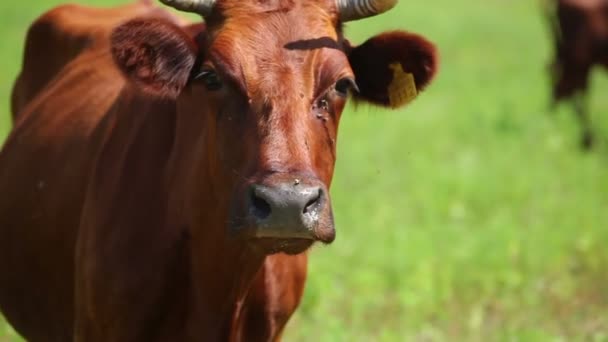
xmin=0 ymin=0 xmax=438 ymax=341
xmin=546 ymin=0 xmax=608 ymax=149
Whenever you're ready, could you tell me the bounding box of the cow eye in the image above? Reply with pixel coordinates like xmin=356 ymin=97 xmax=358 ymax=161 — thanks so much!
xmin=194 ymin=69 xmax=222 ymax=91
xmin=334 ymin=78 xmax=357 ymax=97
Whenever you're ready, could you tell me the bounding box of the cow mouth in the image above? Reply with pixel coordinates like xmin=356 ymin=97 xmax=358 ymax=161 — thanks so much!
xmin=235 ymin=223 xmax=335 ymax=255
xmin=250 ymin=238 xmax=315 ymax=255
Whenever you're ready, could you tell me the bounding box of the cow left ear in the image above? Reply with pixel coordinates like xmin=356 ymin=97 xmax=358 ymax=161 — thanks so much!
xmin=347 ymin=31 xmax=439 ymax=108
xmin=111 ymin=18 xmax=198 ymax=99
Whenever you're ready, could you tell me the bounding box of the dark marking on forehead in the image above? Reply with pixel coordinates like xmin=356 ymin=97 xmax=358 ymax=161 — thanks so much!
xmin=284 ymin=37 xmax=342 ymax=51
xmin=199 ymin=0 xmax=350 ymax=105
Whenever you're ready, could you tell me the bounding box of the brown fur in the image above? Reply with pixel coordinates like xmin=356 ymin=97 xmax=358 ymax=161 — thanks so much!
xmin=111 ymin=18 xmax=198 ymax=97
xmin=0 ymin=1 xmax=439 ymax=341
xmin=10 ymin=0 xmax=185 ymax=120
xmin=546 ymin=0 xmax=608 ymax=149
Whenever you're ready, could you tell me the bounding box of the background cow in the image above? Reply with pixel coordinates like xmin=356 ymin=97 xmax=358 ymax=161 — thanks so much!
xmin=0 ymin=0 xmax=438 ymax=341
xmin=545 ymin=0 xmax=608 ymax=149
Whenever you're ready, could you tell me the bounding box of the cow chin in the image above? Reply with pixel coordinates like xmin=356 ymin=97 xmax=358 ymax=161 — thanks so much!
xmin=251 ymin=238 xmax=315 ymax=255
xmin=231 ymin=217 xmax=336 ymax=255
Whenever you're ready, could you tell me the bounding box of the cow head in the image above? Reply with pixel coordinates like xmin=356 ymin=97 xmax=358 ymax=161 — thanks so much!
xmin=111 ymin=0 xmax=438 ymax=255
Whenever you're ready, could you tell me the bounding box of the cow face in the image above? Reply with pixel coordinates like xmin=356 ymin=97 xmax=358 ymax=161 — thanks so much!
xmin=111 ymin=0 xmax=438 ymax=254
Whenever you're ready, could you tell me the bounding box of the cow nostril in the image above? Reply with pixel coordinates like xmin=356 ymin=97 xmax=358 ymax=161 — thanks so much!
xmin=303 ymin=189 xmax=322 ymax=214
xmin=250 ymin=190 xmax=271 ymax=220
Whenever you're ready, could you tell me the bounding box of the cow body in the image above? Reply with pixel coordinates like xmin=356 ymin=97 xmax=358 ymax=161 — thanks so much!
xmin=0 ymin=0 xmax=438 ymax=340
xmin=547 ymin=0 xmax=608 ymax=148
xmin=3 ymin=3 xmax=305 ymax=341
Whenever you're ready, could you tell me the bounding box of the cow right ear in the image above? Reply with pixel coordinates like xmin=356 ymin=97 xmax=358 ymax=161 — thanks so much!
xmin=111 ymin=18 xmax=198 ymax=99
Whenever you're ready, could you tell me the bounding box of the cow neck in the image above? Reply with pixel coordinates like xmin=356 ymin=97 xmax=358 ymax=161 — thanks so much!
xmin=166 ymin=94 xmax=267 ymax=338
xmin=77 ymin=88 xmax=191 ymax=338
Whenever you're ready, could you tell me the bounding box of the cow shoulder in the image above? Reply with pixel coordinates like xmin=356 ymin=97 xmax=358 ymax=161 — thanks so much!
xmin=11 ymin=1 xmax=183 ymax=118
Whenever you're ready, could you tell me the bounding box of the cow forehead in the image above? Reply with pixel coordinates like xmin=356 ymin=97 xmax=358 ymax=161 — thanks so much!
xmin=217 ymin=0 xmax=336 ymax=24
xmin=211 ymin=1 xmax=339 ymax=56
xmin=208 ymin=2 xmax=344 ymax=102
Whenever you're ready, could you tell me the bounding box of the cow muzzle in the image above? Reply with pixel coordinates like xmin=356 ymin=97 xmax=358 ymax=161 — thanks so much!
xmin=233 ymin=174 xmax=335 ymax=254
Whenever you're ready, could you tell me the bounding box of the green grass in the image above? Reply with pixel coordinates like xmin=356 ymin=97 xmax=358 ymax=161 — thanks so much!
xmin=2 ymin=0 xmax=608 ymax=341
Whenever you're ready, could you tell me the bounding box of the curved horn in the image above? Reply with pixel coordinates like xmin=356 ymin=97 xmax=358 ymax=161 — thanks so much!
xmin=336 ymin=0 xmax=398 ymax=22
xmin=159 ymin=0 xmax=216 ymax=16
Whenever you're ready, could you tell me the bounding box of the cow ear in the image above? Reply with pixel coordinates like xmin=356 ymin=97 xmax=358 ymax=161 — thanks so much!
xmin=347 ymin=31 xmax=438 ymax=108
xmin=111 ymin=18 xmax=198 ymax=99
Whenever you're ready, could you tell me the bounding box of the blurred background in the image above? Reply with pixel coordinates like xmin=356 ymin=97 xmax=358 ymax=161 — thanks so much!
xmin=1 ymin=0 xmax=607 ymax=341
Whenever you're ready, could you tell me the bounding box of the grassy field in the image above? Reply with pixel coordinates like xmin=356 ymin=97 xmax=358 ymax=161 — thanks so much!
xmin=1 ymin=0 xmax=608 ymax=341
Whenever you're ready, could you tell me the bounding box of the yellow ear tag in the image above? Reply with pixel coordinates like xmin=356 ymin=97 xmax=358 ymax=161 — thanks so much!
xmin=388 ymin=63 xmax=417 ymax=108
